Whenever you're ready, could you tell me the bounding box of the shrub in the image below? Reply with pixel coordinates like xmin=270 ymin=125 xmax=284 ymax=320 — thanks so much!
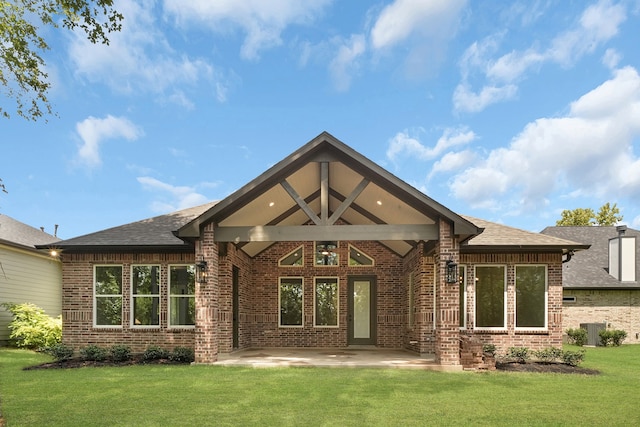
xmin=599 ymin=329 xmax=627 ymax=347
xmin=109 ymin=345 xmax=132 ymax=362
xmin=506 ymin=347 xmax=530 ymax=363
xmin=80 ymin=345 xmax=108 ymax=361
xmin=45 ymin=343 xmax=74 ymax=361
xmin=0 ymin=302 xmax=62 ymax=350
xmin=482 ymin=344 xmax=497 ymax=356
xmin=143 ymin=345 xmax=170 ymax=361
xmin=562 ymin=349 xmax=586 ymax=367
xmin=170 ymin=346 xmax=195 ymax=363
xmin=566 ymin=328 xmax=588 ymax=346
xmin=534 ymin=347 xmax=563 ymax=363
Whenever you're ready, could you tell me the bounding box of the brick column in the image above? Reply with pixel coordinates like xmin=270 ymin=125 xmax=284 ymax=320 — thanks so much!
xmin=195 ymin=223 xmax=219 ymax=364
xmin=435 ymin=218 xmax=460 ymax=365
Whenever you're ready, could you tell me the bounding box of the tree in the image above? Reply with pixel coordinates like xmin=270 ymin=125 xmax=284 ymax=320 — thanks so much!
xmin=1 ymin=0 xmax=123 ymax=121
xmin=556 ymin=207 xmax=595 ymax=226
xmin=556 ymin=203 xmax=623 ymax=226
xmin=595 ymin=202 xmax=623 ymax=226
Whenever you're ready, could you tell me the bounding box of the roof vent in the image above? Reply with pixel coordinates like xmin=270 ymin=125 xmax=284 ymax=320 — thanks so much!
xmin=609 ymin=228 xmax=636 ymax=282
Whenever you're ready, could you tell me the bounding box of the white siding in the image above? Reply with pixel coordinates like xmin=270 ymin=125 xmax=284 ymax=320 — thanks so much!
xmin=0 ymin=245 xmax=62 ymax=343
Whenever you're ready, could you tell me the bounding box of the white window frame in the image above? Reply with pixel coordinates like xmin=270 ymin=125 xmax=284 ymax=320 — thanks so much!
xmin=130 ymin=264 xmax=161 ymax=328
xmin=459 ymin=265 xmax=467 ymax=330
xmin=279 ymin=245 xmax=304 ymax=267
xmin=348 ymin=244 xmax=374 ymax=266
xmin=473 ymin=265 xmax=507 ymax=330
xmin=313 ymin=276 xmax=339 ymax=328
xmin=93 ymin=264 xmax=123 ymax=328
xmin=279 ymin=277 xmax=304 ymax=328
xmin=168 ymin=264 xmax=196 ymax=329
xmin=514 ymin=264 xmax=548 ymax=331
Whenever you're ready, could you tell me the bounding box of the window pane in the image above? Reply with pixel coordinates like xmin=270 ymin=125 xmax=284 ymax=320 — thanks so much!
xmin=133 ymin=296 xmax=160 ymax=326
xmin=96 ymin=296 xmax=122 ymax=325
xmin=349 ymin=245 xmax=374 ymax=266
xmin=475 ymin=266 xmax=505 ymax=328
xmin=280 ymin=278 xmax=303 ymax=326
xmin=169 ymin=266 xmax=195 ymax=326
xmin=279 ymin=246 xmax=304 ymax=266
xmin=516 ymin=266 xmax=546 ymax=328
xmin=133 ymin=266 xmax=160 ymax=295
xmin=315 ymin=278 xmax=338 ymax=326
xmin=95 ymin=266 xmax=122 ymax=295
xmin=170 ymin=297 xmax=195 ymax=326
xmin=315 ymin=242 xmax=339 ymax=266
xmin=170 ymin=266 xmax=196 ymax=294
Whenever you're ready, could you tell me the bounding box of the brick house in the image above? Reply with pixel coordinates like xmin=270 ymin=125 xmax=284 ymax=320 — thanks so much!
xmin=541 ymin=225 xmax=640 ymax=343
xmin=43 ymin=132 xmax=585 ymax=365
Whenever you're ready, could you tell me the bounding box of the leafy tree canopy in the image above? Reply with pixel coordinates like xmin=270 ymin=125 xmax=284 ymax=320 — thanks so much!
xmin=0 ymin=0 xmax=123 ymax=121
xmin=556 ymin=203 xmax=623 ymax=226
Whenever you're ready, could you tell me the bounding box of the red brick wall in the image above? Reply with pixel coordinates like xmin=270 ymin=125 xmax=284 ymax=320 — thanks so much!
xmin=459 ymin=252 xmax=564 ymax=354
xmin=60 ymin=252 xmax=196 ymax=353
xmin=246 ymin=240 xmax=405 ymax=348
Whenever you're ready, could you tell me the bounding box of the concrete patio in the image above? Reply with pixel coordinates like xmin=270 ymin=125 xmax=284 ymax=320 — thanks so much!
xmin=214 ymin=347 xmax=463 ymax=371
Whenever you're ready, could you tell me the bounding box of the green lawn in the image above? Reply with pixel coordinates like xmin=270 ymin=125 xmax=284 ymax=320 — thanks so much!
xmin=1 ymin=345 xmax=639 ymax=426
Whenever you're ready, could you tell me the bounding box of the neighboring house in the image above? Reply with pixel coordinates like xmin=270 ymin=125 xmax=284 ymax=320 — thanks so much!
xmin=541 ymin=225 xmax=640 ymax=343
xmin=0 ymin=215 xmax=61 ymax=345
xmin=40 ymin=133 xmax=585 ymax=366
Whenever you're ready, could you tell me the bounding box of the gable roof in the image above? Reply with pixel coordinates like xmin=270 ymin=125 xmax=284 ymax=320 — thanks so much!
xmin=0 ymin=214 xmax=60 ymax=252
xmin=541 ymin=226 xmax=640 ymax=289
xmin=177 ymin=132 xmax=482 ymax=256
xmin=462 ymin=216 xmax=589 ymax=253
xmin=42 ymin=202 xmax=217 ymax=252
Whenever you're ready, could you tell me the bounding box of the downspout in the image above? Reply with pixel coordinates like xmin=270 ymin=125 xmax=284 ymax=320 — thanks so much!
xmin=562 ymin=251 xmax=574 ymax=263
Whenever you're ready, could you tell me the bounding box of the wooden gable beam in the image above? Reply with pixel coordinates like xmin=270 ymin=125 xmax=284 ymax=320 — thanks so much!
xmin=214 ymin=224 xmax=438 ymax=242
xmin=280 ymin=180 xmax=322 ymax=225
xmin=328 ymin=178 xmax=369 ymax=225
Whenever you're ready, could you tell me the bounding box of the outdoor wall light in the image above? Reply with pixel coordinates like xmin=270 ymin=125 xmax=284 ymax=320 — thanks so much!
xmin=196 ymin=257 xmax=208 ymax=283
xmin=445 ymin=259 xmax=458 ymax=284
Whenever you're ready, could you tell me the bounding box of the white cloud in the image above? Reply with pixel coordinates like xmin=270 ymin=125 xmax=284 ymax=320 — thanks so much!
xmin=455 ymin=0 xmax=627 ymax=113
xmin=328 ymin=35 xmax=366 ymax=92
xmin=386 ymin=127 xmax=476 ymax=163
xmin=163 ymin=0 xmax=331 ymax=60
xmin=75 ymin=115 xmax=143 ymax=168
xmin=429 ymin=150 xmax=477 ymax=178
xmin=137 ymin=176 xmax=209 ymax=212
xmin=370 ymin=0 xmax=467 ymax=50
xmin=68 ymin=0 xmax=222 ymax=107
xmin=602 ymin=48 xmax=622 ymax=70
xmin=450 ymin=66 xmax=640 ymax=209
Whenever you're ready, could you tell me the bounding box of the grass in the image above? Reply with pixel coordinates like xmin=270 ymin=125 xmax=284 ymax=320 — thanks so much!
xmin=1 ymin=345 xmax=639 ymax=426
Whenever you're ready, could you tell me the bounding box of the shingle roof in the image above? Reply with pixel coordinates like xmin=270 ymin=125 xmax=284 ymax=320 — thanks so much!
xmin=462 ymin=216 xmax=588 ymax=252
xmin=541 ymin=226 xmax=640 ymax=289
xmin=0 ymin=214 xmax=60 ymax=250
xmin=44 ymin=202 xmax=217 ymax=252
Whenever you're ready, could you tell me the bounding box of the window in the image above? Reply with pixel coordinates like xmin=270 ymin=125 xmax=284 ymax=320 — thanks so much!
xmin=459 ymin=265 xmax=466 ymax=328
xmin=474 ymin=266 xmax=506 ymax=328
xmin=349 ymin=245 xmax=374 ymax=266
xmin=94 ymin=265 xmax=123 ymax=327
xmin=315 ymin=241 xmax=339 ymax=266
xmin=314 ymin=277 xmax=339 ymax=326
xmin=279 ymin=245 xmax=304 ymax=266
xmin=169 ymin=265 xmax=195 ymax=327
xmin=131 ymin=265 xmax=160 ymax=327
xmin=279 ymin=277 xmax=303 ymax=326
xmin=515 ymin=265 xmax=547 ymax=329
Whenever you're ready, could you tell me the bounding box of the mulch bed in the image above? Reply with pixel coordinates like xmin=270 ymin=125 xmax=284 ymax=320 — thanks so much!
xmin=23 ymin=356 xmax=189 ymax=370
xmin=495 ymin=361 xmax=600 ymax=375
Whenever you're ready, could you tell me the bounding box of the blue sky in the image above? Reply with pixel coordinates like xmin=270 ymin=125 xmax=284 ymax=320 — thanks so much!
xmin=2 ymin=0 xmax=640 ymax=240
